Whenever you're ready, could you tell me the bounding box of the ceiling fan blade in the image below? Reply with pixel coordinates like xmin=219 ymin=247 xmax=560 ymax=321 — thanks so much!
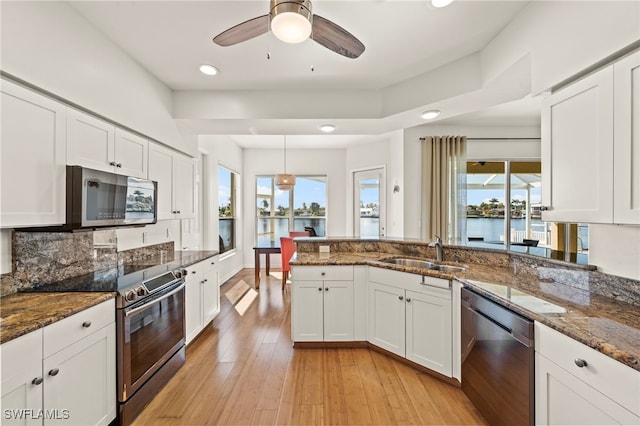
xmin=213 ymin=14 xmax=270 ymax=47
xmin=311 ymin=15 xmax=365 ymax=59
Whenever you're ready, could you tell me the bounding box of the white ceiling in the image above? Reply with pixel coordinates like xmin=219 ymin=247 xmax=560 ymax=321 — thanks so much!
xmin=69 ymin=0 xmax=540 ymax=147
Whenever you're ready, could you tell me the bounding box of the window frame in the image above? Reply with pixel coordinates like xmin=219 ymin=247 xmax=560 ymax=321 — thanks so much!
xmin=218 ymin=165 xmax=237 ymax=256
xmin=255 ymin=174 xmax=328 ymax=244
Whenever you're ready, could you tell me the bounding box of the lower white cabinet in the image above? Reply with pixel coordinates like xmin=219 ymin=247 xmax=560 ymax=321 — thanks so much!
xmin=185 ymin=256 xmax=220 ymax=344
xmin=535 ymin=322 xmax=640 ymax=425
xmin=0 ymin=299 xmax=116 ymax=426
xmin=291 ymin=265 xmax=356 ymax=342
xmin=368 ymin=267 xmax=452 ymax=377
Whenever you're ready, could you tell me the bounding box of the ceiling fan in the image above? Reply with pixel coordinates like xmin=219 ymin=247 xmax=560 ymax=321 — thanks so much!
xmin=212 ymin=0 xmax=365 ymax=59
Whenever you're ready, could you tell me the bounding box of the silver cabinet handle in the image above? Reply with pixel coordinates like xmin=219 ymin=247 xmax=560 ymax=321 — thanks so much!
xmin=48 ymin=368 xmax=60 ymax=377
xmin=318 ymin=288 xmax=322 ymax=291
xmin=82 ymin=321 xmax=92 ymax=328
xmin=109 ymin=161 xmax=116 ymax=166
xmin=406 ymin=298 xmax=412 ymax=302
xmin=116 ymin=163 xmax=122 ymax=168
xmin=325 ymin=287 xmax=329 ymax=291
xmin=574 ymin=358 xmax=588 ymax=368
xmin=398 ymin=295 xmax=404 ymax=301
xmin=321 ymin=272 xmax=326 ymax=276
xmin=32 ymin=377 xmax=43 ymax=386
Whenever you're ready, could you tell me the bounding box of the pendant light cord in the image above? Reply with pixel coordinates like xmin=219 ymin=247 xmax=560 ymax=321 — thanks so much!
xmin=283 ymin=135 xmax=287 ymax=174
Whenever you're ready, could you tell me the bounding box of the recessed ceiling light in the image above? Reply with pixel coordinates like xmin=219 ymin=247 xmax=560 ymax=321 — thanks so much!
xmin=431 ymin=0 xmax=454 ymax=8
xmin=199 ymin=64 xmax=219 ymax=76
xmin=319 ymin=124 xmax=336 ymax=133
xmin=420 ymin=110 xmax=441 ymax=120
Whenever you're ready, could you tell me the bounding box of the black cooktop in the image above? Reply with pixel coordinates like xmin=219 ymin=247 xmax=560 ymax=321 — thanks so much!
xmin=23 ymin=261 xmax=181 ymax=294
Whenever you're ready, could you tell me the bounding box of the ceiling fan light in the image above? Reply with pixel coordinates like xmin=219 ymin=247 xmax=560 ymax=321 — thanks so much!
xmin=431 ymin=0 xmax=454 ymax=8
xmin=271 ymin=12 xmax=312 ymax=43
xmin=421 ymin=110 xmax=441 ymax=120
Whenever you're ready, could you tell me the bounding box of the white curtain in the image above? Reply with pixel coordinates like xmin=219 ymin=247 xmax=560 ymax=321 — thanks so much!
xmin=421 ymin=136 xmax=467 ymax=244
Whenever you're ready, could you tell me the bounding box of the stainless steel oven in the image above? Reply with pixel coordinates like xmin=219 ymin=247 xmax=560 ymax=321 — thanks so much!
xmin=117 ymin=272 xmax=186 ymax=425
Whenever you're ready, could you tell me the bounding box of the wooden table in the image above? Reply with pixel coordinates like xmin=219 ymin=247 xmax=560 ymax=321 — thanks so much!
xmin=253 ymin=241 xmax=281 ymax=289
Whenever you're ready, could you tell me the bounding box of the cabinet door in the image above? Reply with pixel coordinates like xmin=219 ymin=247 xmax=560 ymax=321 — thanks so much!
xmin=43 ymin=324 xmax=116 ymax=426
xmin=541 ymin=65 xmax=614 ymax=223
xmin=114 ymin=128 xmax=148 ymax=179
xmin=405 ymin=290 xmax=452 ymax=376
xmin=614 ymin=51 xmax=640 ymax=225
xmin=148 ymin=143 xmax=175 ymax=221
xmin=291 ymin=280 xmax=324 ymax=342
xmin=67 ymin=108 xmax=115 ymax=173
xmin=323 ymin=280 xmax=354 ymax=341
xmin=0 ymin=330 xmax=43 ymax=426
xmin=172 ymin=153 xmax=196 ymax=219
xmin=536 ymin=354 xmax=639 ymax=426
xmin=367 ymin=281 xmax=405 ymax=357
xmin=1 ymin=79 xmax=66 ymax=228
xmin=202 ymin=265 xmax=220 ymax=325
xmin=185 ymin=262 xmax=204 ymax=344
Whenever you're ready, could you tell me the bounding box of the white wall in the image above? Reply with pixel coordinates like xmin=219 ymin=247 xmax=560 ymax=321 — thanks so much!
xmin=0 ymin=2 xmax=192 ymax=155
xmin=242 ymin=148 xmax=347 ymax=268
xmin=199 ymin=136 xmax=244 ymax=284
xmin=589 ymin=225 xmax=640 ymax=280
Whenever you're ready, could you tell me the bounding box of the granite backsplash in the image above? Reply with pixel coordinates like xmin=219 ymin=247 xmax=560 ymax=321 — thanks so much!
xmin=294 ymin=237 xmax=640 ymax=307
xmin=1 ymin=230 xmax=175 ymax=296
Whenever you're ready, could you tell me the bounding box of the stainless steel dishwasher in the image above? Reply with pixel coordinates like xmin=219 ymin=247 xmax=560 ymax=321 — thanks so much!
xmin=461 ymin=287 xmax=534 ymax=426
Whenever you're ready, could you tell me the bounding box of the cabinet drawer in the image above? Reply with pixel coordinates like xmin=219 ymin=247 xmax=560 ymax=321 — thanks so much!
xmin=535 ymin=322 xmax=640 ymax=416
xmin=44 ymin=299 xmax=115 ymax=358
xmin=369 ymin=266 xmax=451 ymax=297
xmin=184 ymin=261 xmax=204 ymax=282
xmin=292 ymin=265 xmax=353 ymax=281
xmin=1 ymin=329 xmax=42 ymax=374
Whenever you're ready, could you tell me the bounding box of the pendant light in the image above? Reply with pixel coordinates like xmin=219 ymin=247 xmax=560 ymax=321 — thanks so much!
xmin=275 ymin=135 xmax=296 ymax=190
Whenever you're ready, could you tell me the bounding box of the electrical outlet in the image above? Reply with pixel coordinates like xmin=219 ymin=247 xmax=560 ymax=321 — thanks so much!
xmin=319 ymin=245 xmax=330 ymax=253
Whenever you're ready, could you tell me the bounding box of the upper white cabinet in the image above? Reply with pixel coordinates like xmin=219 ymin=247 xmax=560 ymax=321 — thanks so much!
xmin=613 ymin=52 xmax=640 ymax=225
xmin=1 ymin=79 xmax=66 ymax=228
xmin=67 ymin=109 xmax=148 ymax=179
xmin=148 ymin=142 xmax=196 ymax=221
xmin=542 ymin=50 xmax=640 ymax=225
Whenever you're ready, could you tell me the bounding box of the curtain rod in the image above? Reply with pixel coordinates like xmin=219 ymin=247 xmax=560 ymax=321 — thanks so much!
xmin=419 ymin=137 xmax=540 ymax=141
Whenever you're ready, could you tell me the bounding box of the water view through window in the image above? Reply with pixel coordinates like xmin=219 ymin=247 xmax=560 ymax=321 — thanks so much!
xmin=218 ymin=166 xmax=236 ymax=254
xmin=256 ymin=176 xmax=327 ymax=245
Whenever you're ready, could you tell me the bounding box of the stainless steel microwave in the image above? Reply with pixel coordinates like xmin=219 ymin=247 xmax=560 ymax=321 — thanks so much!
xmin=65 ymin=166 xmax=157 ymax=230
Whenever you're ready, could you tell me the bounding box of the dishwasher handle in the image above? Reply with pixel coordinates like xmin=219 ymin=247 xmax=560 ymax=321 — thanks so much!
xmin=461 ymin=287 xmax=534 ymax=346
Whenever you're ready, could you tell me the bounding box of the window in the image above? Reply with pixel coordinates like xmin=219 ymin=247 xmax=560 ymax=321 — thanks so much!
xmin=218 ymin=166 xmax=237 ymax=254
xmin=256 ymin=175 xmax=327 ymax=244
xmin=466 ymin=161 xmax=588 ymax=263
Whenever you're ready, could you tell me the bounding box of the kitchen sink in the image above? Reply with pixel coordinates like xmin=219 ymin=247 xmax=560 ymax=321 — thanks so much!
xmin=382 ymin=258 xmax=466 ymax=273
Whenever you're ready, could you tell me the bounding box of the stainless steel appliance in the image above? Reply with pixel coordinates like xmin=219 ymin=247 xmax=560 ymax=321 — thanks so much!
xmin=115 ymin=268 xmax=186 ymax=426
xmin=25 ymin=263 xmax=188 ymax=425
xmin=461 ymin=287 xmax=534 ymax=426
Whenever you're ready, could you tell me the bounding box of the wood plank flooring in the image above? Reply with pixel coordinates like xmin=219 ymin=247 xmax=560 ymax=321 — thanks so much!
xmin=132 ymin=269 xmax=487 ymax=425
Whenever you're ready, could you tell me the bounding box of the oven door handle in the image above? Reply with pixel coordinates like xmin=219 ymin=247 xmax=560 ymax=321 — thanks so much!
xmin=124 ymin=283 xmax=184 ymax=317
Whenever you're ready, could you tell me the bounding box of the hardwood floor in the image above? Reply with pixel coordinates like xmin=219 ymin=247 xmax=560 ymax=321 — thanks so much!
xmin=133 ymin=269 xmax=487 ymax=425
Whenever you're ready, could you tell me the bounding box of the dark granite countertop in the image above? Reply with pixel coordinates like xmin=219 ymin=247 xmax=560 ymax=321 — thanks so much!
xmin=292 ymin=250 xmax=640 ymax=372
xmin=0 ymin=249 xmax=218 ymax=345
xmin=0 ymin=292 xmax=115 ymax=344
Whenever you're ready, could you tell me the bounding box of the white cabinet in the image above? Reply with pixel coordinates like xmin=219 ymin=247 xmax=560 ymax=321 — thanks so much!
xmin=0 ymin=299 xmax=116 ymax=426
xmin=67 ymin=109 xmax=148 ymax=178
xmin=148 ymin=143 xmax=196 ymax=220
xmin=1 ymin=79 xmax=66 ymax=228
xmin=535 ymin=322 xmax=640 ymax=425
xmin=291 ymin=265 xmax=355 ymax=342
xmin=541 ymin=65 xmax=614 ymax=223
xmin=185 ymin=257 xmax=220 ymax=344
xmin=368 ymin=267 xmax=452 ymax=377
xmin=542 ymin=50 xmax=640 ymax=225
xmin=613 ymin=52 xmax=640 ymax=224
xmin=1 ymin=330 xmax=44 ymax=426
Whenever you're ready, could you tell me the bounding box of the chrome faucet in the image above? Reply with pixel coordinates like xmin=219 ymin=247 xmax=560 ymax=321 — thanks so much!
xmin=429 ymin=235 xmax=444 ymax=262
